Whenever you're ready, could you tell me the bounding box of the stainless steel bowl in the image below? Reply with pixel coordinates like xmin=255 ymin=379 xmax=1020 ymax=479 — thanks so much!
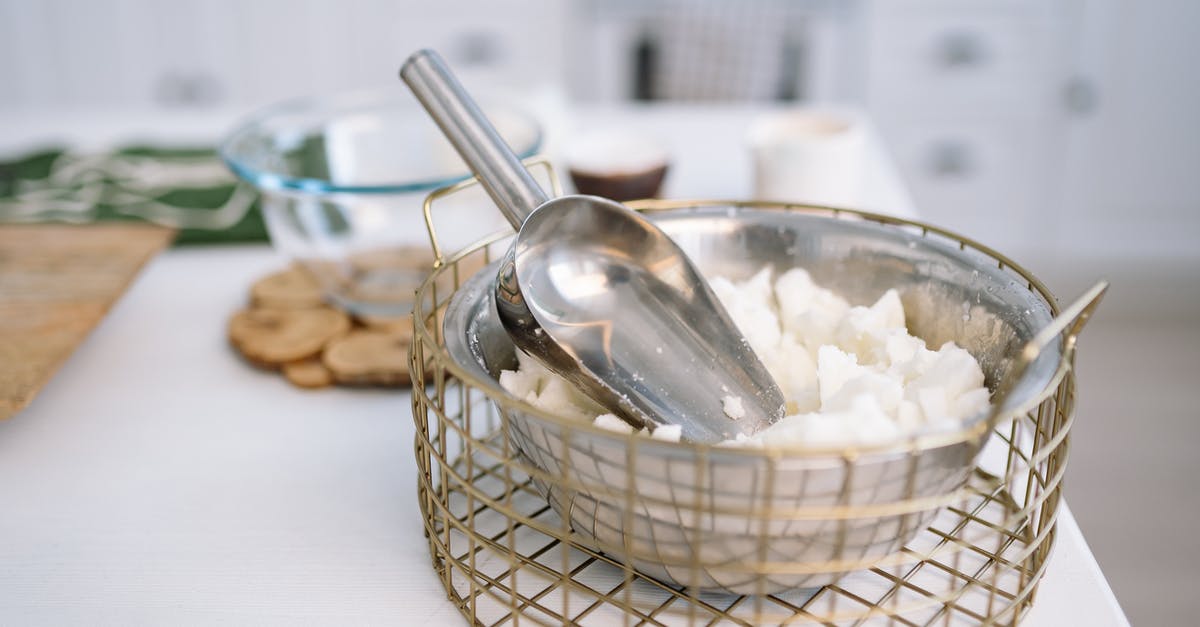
xmin=441 ymin=202 xmax=1060 ymax=594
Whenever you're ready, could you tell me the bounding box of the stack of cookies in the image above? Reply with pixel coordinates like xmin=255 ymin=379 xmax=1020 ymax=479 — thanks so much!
xmin=228 ymin=265 xmax=417 ymax=389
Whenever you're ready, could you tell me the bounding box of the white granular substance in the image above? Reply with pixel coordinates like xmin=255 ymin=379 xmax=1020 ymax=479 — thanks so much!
xmin=722 ymin=395 xmax=746 ymax=420
xmin=499 ymin=267 xmax=990 ymax=447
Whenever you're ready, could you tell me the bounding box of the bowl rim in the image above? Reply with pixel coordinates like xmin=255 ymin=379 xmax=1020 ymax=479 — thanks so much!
xmin=217 ymin=88 xmax=543 ymax=195
xmin=422 ymin=201 xmax=1071 ymax=459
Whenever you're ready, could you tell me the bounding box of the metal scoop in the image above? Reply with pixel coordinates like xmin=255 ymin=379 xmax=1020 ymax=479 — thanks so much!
xmin=401 ymin=49 xmax=784 ymax=442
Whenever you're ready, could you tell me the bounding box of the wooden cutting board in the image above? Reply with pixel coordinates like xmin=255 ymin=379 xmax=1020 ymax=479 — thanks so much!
xmin=0 ymin=223 xmax=175 ymax=419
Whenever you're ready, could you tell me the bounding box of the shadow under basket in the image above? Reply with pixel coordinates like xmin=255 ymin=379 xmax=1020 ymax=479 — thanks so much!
xmin=410 ymin=198 xmax=1079 ymax=626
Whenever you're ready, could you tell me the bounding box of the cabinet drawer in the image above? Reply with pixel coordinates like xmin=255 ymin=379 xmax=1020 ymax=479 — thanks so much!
xmin=867 ymin=11 xmax=1059 ymax=118
xmin=883 ymin=120 xmax=1052 ymax=256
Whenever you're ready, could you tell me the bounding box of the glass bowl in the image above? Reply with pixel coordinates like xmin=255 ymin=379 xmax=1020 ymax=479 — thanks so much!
xmin=220 ymin=89 xmax=541 ymax=316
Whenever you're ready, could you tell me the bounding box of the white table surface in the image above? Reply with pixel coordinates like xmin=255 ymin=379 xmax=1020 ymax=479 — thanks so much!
xmin=0 ymin=105 xmax=1127 ymax=625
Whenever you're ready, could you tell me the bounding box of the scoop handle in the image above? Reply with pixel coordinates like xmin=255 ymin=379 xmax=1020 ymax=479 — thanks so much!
xmin=400 ymin=49 xmax=548 ymax=229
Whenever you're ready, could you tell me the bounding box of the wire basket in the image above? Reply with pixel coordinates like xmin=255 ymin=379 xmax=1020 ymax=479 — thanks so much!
xmin=409 ymin=165 xmax=1086 ymax=625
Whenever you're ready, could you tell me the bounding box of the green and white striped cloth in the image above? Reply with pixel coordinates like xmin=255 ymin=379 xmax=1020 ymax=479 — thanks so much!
xmin=0 ymin=145 xmax=268 ymax=245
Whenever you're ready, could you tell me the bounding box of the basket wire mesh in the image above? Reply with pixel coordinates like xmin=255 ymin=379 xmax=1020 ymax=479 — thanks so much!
xmin=409 ymin=164 xmax=1082 ymax=626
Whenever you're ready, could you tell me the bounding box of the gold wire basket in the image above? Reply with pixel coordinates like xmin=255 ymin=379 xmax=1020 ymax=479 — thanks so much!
xmin=409 ymin=161 xmax=1091 ymax=625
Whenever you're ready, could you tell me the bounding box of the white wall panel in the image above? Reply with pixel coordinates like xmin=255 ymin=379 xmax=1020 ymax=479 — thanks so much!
xmin=0 ymin=1 xmax=57 ymax=108
xmin=0 ymin=0 xmax=566 ymax=112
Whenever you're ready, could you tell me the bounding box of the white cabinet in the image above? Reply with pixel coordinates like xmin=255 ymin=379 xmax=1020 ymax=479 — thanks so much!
xmin=862 ymin=0 xmax=1075 ymax=261
xmin=1052 ymin=0 xmax=1200 ymax=263
xmin=864 ymin=0 xmax=1200 ymax=267
xmin=867 ymin=9 xmax=1060 ymax=117
xmin=885 ymin=118 xmax=1056 ymax=253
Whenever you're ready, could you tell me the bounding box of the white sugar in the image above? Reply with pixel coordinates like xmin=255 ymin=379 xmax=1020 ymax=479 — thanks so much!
xmin=499 ymin=266 xmax=990 ymax=448
xmin=722 ymin=395 xmax=746 ymax=420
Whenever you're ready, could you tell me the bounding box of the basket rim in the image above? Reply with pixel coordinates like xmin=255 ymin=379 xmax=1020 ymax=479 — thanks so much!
xmin=412 ymin=199 xmax=1067 ymax=459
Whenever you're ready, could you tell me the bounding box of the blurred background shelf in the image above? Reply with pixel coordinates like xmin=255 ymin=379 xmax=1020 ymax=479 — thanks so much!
xmin=3 ymin=0 xmax=1195 ymax=270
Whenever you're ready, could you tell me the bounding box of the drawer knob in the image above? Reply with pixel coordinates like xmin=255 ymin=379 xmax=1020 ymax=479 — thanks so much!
xmin=154 ymin=71 xmax=222 ymax=107
xmin=937 ymin=32 xmax=988 ymax=69
xmin=1065 ymin=77 xmax=1100 ymax=115
xmin=929 ymin=141 xmax=974 ymax=178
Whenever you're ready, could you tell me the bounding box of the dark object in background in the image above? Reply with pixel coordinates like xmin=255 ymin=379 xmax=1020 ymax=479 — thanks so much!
xmin=569 ymin=165 xmax=668 ymax=202
xmin=632 ymin=32 xmax=657 ymax=101
xmin=626 ymin=5 xmax=808 ymax=103
xmin=565 ymin=131 xmax=669 ymax=201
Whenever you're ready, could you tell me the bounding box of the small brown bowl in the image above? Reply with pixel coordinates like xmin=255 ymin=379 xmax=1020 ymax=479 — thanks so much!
xmin=569 ymin=163 xmax=669 ymax=202
xmin=565 ymin=131 xmax=669 ymax=201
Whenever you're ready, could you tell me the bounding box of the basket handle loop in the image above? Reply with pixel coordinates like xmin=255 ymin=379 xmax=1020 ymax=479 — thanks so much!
xmin=421 ymin=156 xmax=561 ymax=268
xmin=1045 ymin=280 xmax=1108 ymax=356
xmin=988 ymin=280 xmax=1108 ymax=423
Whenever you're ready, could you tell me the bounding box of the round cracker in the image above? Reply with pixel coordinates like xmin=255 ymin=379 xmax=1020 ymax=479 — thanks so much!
xmin=229 ymin=307 xmax=350 ymax=368
xmin=283 ymin=358 xmax=334 ymax=389
xmin=355 ymin=313 xmax=416 ymax=336
xmin=322 ymin=329 xmax=412 ymax=387
xmin=251 ymin=266 xmax=325 ymax=309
